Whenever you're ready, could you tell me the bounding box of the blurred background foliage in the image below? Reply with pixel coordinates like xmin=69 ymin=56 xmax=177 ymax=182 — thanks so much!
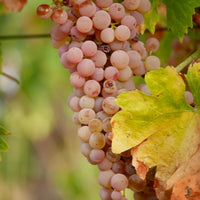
xmin=0 ymin=1 xmax=101 ymax=199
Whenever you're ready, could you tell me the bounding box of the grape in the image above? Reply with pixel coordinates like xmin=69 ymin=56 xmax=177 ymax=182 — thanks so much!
xmin=124 ymin=0 xmax=141 ymax=10
xmin=69 ymin=41 xmax=83 ymax=49
xmin=104 ymin=67 xmax=119 ymax=80
xmin=109 ymin=40 xmax=124 ymax=51
xmin=111 ymin=190 xmax=122 ymax=200
xmin=98 ymin=157 xmax=113 ymax=171
xmin=99 ymin=187 xmax=112 ymax=200
xmin=99 ymin=44 xmax=112 ymax=54
xmin=51 ymin=8 xmax=68 ymax=24
xmin=145 ymin=55 xmax=161 ymax=71
xmin=98 ymin=170 xmax=115 ymax=188
xmin=91 ymin=50 xmax=107 ymax=68
xmin=116 ymin=89 xmax=128 ymax=96
xmin=106 ymin=147 xmax=121 ymax=162
xmin=89 ymin=132 xmax=106 ymax=149
xmin=67 ymin=47 xmax=83 ymax=64
xmin=121 ymin=15 xmax=137 ymax=30
xmin=60 ymin=19 xmax=74 ymax=34
xmin=115 ymin=25 xmax=131 ymax=42
xmin=68 ymin=96 xmax=81 ymax=112
xmin=131 ymin=41 xmax=146 ymax=55
xmin=100 ymin=28 xmax=115 ymax=44
xmin=93 ymin=10 xmax=111 ymax=30
xmin=61 ymin=52 xmax=76 ymax=69
xmin=81 ymin=41 xmax=98 ymax=57
xmin=96 ymin=0 xmax=113 ymax=8
xmin=79 ymin=95 xmax=95 ymax=109
xmin=137 ymin=0 xmax=151 ymax=13
xmin=101 ymin=89 xmax=117 ymax=98
xmin=128 ymin=174 xmax=146 ymax=192
xmin=77 ymin=59 xmax=95 ymax=77
xmin=59 ymin=44 xmax=69 ymax=57
xmin=83 ymin=80 xmax=101 ymax=97
xmin=79 ymin=1 xmax=96 ymax=17
xmin=105 ymin=132 xmax=112 ymax=146
xmin=132 ymin=61 xmax=146 ymax=76
xmin=103 ymin=80 xmax=117 ymax=94
xmin=76 ymin=16 xmax=93 ymax=33
xmin=118 ymin=66 xmax=133 ymax=82
xmin=73 ymin=87 xmax=84 ymax=97
xmin=72 ymin=112 xmax=81 ymax=125
xmin=185 ymin=91 xmax=194 ymax=105
xmin=102 ymin=97 xmax=119 ymax=115
xmin=94 ymin=97 xmax=104 ymax=113
xmin=111 ymin=173 xmax=129 ymax=191
xmin=127 ymin=50 xmax=142 ymax=69
xmin=70 ymin=72 xmax=85 ymax=88
xmin=125 ymin=161 xmax=136 ymax=176
xmin=130 ymin=11 xmax=144 ymax=25
xmin=96 ymin=111 xmax=111 ymax=122
xmin=89 ymin=149 xmax=105 ymax=164
xmin=81 ymin=142 xmax=92 ymax=157
xmin=102 ymin=117 xmax=112 ymax=133
xmin=70 ymin=26 xmax=86 ymax=41
xmin=37 ymin=4 xmax=53 ymax=19
xmin=110 ymin=50 xmax=129 ymax=70
xmin=138 ymin=84 xmax=151 ymax=95
xmin=115 ymin=79 xmax=135 ymax=91
xmin=91 ymin=68 xmax=105 ymax=82
xmin=108 ymin=3 xmax=125 ymax=20
xmin=112 ymin=160 xmax=126 ymax=174
xmin=78 ymin=126 xmax=92 ymax=142
xmin=51 ymin=25 xmax=67 ymax=41
xmin=88 ymin=118 xmax=103 ymax=133
xmin=145 ymin=37 xmax=160 ymax=53
xmin=78 ymin=108 xmax=96 ymax=125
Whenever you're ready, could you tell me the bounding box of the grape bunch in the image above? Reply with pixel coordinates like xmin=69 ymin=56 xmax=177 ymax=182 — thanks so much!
xmin=37 ymin=0 xmax=161 ymax=199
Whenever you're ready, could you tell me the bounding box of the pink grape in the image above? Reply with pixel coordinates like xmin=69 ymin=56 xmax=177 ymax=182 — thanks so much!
xmin=51 ymin=8 xmax=68 ymax=24
xmin=37 ymin=4 xmax=53 ymax=19
xmin=51 ymin=25 xmax=67 ymax=41
xmin=117 ymin=66 xmax=133 ymax=82
xmin=79 ymin=1 xmax=96 ymax=17
xmin=111 ymin=173 xmax=128 ymax=191
xmin=77 ymin=59 xmax=95 ymax=77
xmin=60 ymin=52 xmax=76 ymax=69
xmin=104 ymin=66 xmax=119 ymax=80
xmin=115 ymin=25 xmax=131 ymax=42
xmin=76 ymin=16 xmax=93 ymax=33
xmin=137 ymin=0 xmax=151 ymax=13
xmin=70 ymin=26 xmax=86 ymax=41
xmin=70 ymin=72 xmax=86 ymax=88
xmin=130 ymin=11 xmax=144 ymax=25
xmin=79 ymin=108 xmax=96 ymax=125
xmin=58 ymin=44 xmax=69 ymax=57
xmin=92 ymin=10 xmax=111 ymax=30
xmin=121 ymin=15 xmax=137 ymax=30
xmin=91 ymin=68 xmax=105 ymax=82
xmin=81 ymin=41 xmax=98 ymax=57
xmin=108 ymin=3 xmax=125 ymax=20
xmin=91 ymin=50 xmax=107 ymax=68
xmin=96 ymin=0 xmax=113 ymax=8
xmin=60 ymin=19 xmax=74 ymax=34
xmin=127 ymin=50 xmax=142 ymax=69
xmin=124 ymin=0 xmax=141 ymax=10
xmin=67 ymin=47 xmax=83 ymax=63
xmin=84 ymin=80 xmax=101 ymax=97
xmin=100 ymin=28 xmax=115 ymax=44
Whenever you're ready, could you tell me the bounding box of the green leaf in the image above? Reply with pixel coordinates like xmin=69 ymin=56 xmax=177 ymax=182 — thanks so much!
xmin=143 ymin=0 xmax=159 ymax=34
xmin=162 ymin=0 xmax=200 ymax=39
xmin=0 ymin=137 xmax=9 ymax=151
xmin=111 ymin=63 xmax=200 ymax=196
xmin=0 ymin=125 xmax=11 ymax=136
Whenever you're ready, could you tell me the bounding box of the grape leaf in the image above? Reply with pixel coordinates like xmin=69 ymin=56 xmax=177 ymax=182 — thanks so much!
xmin=143 ymin=0 xmax=159 ymax=34
xmin=111 ymin=63 xmax=200 ymax=198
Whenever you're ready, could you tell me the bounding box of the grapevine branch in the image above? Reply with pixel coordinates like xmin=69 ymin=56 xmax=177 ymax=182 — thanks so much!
xmin=0 ymin=72 xmax=20 ymax=84
xmin=175 ymin=48 xmax=200 ymax=72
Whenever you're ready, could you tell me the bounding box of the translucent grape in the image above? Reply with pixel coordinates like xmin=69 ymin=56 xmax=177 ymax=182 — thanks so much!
xmin=70 ymin=72 xmax=85 ymax=88
xmin=111 ymin=173 xmax=129 ymax=191
xmin=51 ymin=8 xmax=68 ymax=24
xmin=88 ymin=118 xmax=103 ymax=133
xmin=61 ymin=52 xmax=76 ymax=69
xmin=89 ymin=132 xmax=106 ymax=149
xmin=60 ymin=19 xmax=74 ymax=34
xmin=124 ymin=0 xmax=141 ymax=10
xmin=100 ymin=28 xmax=115 ymax=44
xmin=102 ymin=117 xmax=112 ymax=133
xmin=99 ymin=187 xmax=112 ymax=200
xmin=121 ymin=15 xmax=137 ymax=30
xmin=111 ymin=191 xmax=122 ymax=200
xmin=144 ymin=55 xmax=161 ymax=71
xmin=84 ymin=80 xmax=101 ymax=97
xmin=98 ymin=157 xmax=113 ymax=171
xmin=137 ymin=0 xmax=151 ymax=13
xmin=59 ymin=44 xmax=69 ymax=57
xmin=77 ymin=59 xmax=95 ymax=77
xmin=67 ymin=47 xmax=83 ymax=64
xmin=71 ymin=26 xmax=86 ymax=41
xmin=98 ymin=170 xmax=115 ymax=188
xmin=91 ymin=50 xmax=107 ymax=68
xmin=91 ymin=68 xmax=105 ymax=82
xmin=51 ymin=25 xmax=67 ymax=41
xmin=92 ymin=10 xmax=111 ymax=30
xmin=108 ymin=3 xmax=125 ymax=20
xmin=110 ymin=50 xmax=129 ymax=70
xmin=37 ymin=4 xmax=53 ymax=19
xmin=78 ymin=108 xmax=96 ymax=125
xmin=102 ymin=97 xmax=119 ymax=115
xmin=79 ymin=95 xmax=95 ymax=109
xmin=185 ymin=91 xmax=194 ymax=105
xmin=81 ymin=142 xmax=92 ymax=157
xmin=112 ymin=160 xmax=126 ymax=174
xmin=68 ymin=96 xmax=81 ymax=112
xmin=128 ymin=174 xmax=146 ymax=192
xmin=127 ymin=50 xmax=142 ymax=69
xmin=131 ymin=41 xmax=146 ymax=55
xmin=117 ymin=66 xmax=133 ymax=82
xmin=78 ymin=126 xmax=92 ymax=142
xmin=130 ymin=11 xmax=144 ymax=25
xmin=89 ymin=149 xmax=105 ymax=164
xmin=145 ymin=37 xmax=160 ymax=53
xmin=104 ymin=66 xmax=119 ymax=80
xmin=132 ymin=61 xmax=146 ymax=76
xmin=115 ymin=25 xmax=131 ymax=42
xmin=81 ymin=41 xmax=97 ymax=57
xmin=79 ymin=1 xmax=96 ymax=17
xmin=106 ymin=147 xmax=121 ymax=162
xmin=76 ymin=16 xmax=93 ymax=33
xmin=72 ymin=112 xmax=81 ymax=125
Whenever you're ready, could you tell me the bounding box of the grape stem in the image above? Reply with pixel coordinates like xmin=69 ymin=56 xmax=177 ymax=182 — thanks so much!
xmin=1 ymin=72 xmax=20 ymax=84
xmin=175 ymin=48 xmax=200 ymax=72
xmin=123 ymin=189 xmax=126 ymax=197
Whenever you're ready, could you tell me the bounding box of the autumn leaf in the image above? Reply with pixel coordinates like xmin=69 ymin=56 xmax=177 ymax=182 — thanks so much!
xmin=111 ymin=63 xmax=200 ymax=199
xmin=0 ymin=0 xmax=27 ymax=12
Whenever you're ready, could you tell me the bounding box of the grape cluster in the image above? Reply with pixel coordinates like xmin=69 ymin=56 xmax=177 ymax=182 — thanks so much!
xmin=37 ymin=1 xmax=161 ymax=199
